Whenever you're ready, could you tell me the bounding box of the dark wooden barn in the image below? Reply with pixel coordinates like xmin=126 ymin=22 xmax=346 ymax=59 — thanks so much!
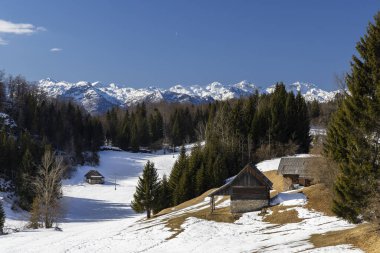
xmin=208 ymin=163 xmax=273 ymax=213
xmin=277 ymin=157 xmax=318 ymax=189
xmin=84 ymin=170 xmax=105 ymax=184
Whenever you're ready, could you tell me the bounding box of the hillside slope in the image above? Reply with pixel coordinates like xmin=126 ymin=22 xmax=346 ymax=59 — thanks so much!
xmin=0 ymin=150 xmax=367 ymax=252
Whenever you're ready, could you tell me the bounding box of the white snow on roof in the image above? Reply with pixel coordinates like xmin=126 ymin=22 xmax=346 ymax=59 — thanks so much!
xmin=256 ymin=154 xmax=317 ymax=172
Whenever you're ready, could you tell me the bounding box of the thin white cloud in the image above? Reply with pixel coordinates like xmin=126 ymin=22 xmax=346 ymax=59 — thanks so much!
xmin=0 ymin=19 xmax=45 ymax=45
xmin=50 ymin=48 xmax=62 ymax=52
xmin=0 ymin=19 xmax=44 ymax=34
xmin=36 ymin=26 xmax=47 ymax=32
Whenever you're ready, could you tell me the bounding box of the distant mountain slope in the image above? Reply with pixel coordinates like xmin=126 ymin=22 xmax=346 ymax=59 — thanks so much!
xmin=36 ymin=78 xmax=339 ymax=114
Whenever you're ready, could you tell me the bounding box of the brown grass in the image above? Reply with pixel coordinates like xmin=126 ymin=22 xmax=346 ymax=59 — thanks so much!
xmin=301 ymin=184 xmax=334 ymax=216
xmin=263 ymin=205 xmax=303 ymax=225
xmin=310 ymin=223 xmax=380 ymax=253
xmin=264 ymin=170 xmax=285 ymax=194
xmin=156 ymin=189 xmax=216 ymax=216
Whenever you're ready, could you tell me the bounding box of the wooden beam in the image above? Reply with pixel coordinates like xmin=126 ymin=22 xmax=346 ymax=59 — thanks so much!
xmin=210 ymin=196 xmax=214 ymax=213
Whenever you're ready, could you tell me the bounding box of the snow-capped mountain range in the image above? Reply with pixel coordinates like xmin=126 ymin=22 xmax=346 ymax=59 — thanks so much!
xmin=36 ymin=78 xmax=339 ymax=114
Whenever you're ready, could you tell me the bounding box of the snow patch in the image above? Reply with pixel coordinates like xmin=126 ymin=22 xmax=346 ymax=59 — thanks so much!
xmin=270 ymin=192 xmax=307 ymax=206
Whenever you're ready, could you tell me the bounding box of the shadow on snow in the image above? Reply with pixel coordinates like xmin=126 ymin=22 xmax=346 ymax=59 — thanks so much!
xmin=61 ymin=196 xmax=138 ymax=223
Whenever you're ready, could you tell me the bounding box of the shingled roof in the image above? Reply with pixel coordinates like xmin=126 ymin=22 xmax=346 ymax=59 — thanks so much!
xmin=209 ymin=163 xmax=273 ymax=197
xmin=277 ymin=157 xmax=317 ymax=178
xmin=84 ymin=170 xmax=104 ymax=179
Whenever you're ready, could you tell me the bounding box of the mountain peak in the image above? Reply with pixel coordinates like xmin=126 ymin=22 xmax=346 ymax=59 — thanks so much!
xmin=42 ymin=77 xmax=57 ymax=83
xmin=36 ymin=79 xmax=339 ymax=114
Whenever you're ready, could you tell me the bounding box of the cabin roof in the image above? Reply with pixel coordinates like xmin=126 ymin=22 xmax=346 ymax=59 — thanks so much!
xmin=209 ymin=163 xmax=273 ymax=197
xmin=84 ymin=170 xmax=104 ymax=179
xmin=277 ymin=157 xmax=316 ymax=178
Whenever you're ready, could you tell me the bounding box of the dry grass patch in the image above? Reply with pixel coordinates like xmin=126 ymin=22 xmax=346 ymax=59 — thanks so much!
xmin=156 ymin=189 xmax=216 ymax=216
xmin=310 ymin=223 xmax=380 ymax=253
xmin=301 ymin=184 xmax=334 ymax=216
xmin=263 ymin=205 xmax=303 ymax=225
xmin=264 ymin=170 xmax=285 ymax=194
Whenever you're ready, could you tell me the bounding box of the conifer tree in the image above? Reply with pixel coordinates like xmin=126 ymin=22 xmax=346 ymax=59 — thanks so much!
xmin=212 ymin=155 xmax=228 ymax=187
xmin=131 ymin=161 xmax=160 ymax=218
xmin=153 ymin=175 xmax=171 ymax=213
xmin=175 ymin=169 xmax=192 ymax=204
xmin=117 ymin=110 xmax=130 ymax=150
xmin=0 ymin=80 xmax=5 ymax=111
xmin=0 ymin=200 xmax=5 ymax=234
xmin=18 ymin=149 xmax=35 ymax=210
xmin=294 ymin=92 xmax=311 ymax=153
xmin=325 ymin=12 xmax=380 ymax=223
xmin=168 ymin=146 xmax=187 ymax=192
xmin=187 ymin=145 xmax=203 ymax=192
xmin=270 ymin=83 xmax=288 ymax=143
xmin=195 ymin=164 xmax=208 ymax=196
xmin=130 ymin=122 xmax=139 ymax=152
xmin=309 ymin=100 xmax=320 ymax=118
xmin=169 ymin=146 xmax=188 ymax=205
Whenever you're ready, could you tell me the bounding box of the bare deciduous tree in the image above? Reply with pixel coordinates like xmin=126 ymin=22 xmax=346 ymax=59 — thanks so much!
xmin=33 ymin=149 xmax=65 ymax=228
xmin=334 ymin=72 xmax=349 ymax=97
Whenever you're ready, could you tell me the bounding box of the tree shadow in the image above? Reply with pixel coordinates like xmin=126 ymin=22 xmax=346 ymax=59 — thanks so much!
xmin=61 ymin=196 xmax=138 ymax=222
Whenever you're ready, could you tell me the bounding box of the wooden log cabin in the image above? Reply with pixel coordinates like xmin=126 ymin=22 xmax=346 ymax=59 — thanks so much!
xmin=208 ymin=163 xmax=273 ymax=213
xmin=84 ymin=170 xmax=105 ymax=184
xmin=277 ymin=157 xmax=319 ymax=190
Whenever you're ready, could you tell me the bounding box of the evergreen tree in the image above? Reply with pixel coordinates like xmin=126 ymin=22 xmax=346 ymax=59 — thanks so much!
xmin=270 ymin=83 xmax=288 ymax=143
xmin=18 ymin=149 xmax=36 ymax=210
xmin=175 ymin=169 xmax=192 ymax=204
xmin=170 ymin=111 xmax=182 ymax=146
xmin=131 ymin=161 xmax=161 ymax=218
xmin=149 ymin=108 xmax=164 ymax=143
xmin=325 ymin=12 xmax=380 ymax=223
xmin=212 ymin=154 xmax=228 ymax=186
xmin=168 ymin=146 xmax=188 ymax=205
xmin=130 ymin=122 xmax=139 ymax=152
xmin=187 ymin=145 xmax=203 ymax=191
xmin=153 ymin=175 xmax=172 ymax=213
xmin=118 ymin=110 xmax=131 ymax=150
xmin=195 ymin=164 xmax=208 ymax=196
xmin=309 ymin=100 xmax=320 ymax=118
xmin=0 ymin=200 xmax=5 ymax=234
xmin=0 ymin=79 xmax=5 ymax=111
xmin=294 ymin=92 xmax=311 ymax=153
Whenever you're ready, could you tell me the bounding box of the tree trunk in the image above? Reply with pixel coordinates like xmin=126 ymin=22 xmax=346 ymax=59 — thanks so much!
xmin=147 ymin=209 xmax=151 ymax=219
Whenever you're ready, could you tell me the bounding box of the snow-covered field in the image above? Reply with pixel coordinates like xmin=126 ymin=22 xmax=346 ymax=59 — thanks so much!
xmin=0 ymin=149 xmax=361 ymax=253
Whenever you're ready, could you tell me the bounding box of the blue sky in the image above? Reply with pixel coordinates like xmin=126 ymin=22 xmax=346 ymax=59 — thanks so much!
xmin=0 ymin=1 xmax=378 ymax=90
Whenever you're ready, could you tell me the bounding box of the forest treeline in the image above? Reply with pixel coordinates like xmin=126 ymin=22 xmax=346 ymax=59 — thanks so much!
xmin=165 ymin=84 xmax=311 ymax=208
xmin=0 ymin=74 xmax=104 ymax=210
xmin=102 ymin=83 xmax=332 ymax=155
xmin=1 ymin=71 xmax=325 ymax=214
xmin=130 ymin=84 xmax=312 ymax=215
xmin=0 ymin=71 xmax=321 ymax=213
